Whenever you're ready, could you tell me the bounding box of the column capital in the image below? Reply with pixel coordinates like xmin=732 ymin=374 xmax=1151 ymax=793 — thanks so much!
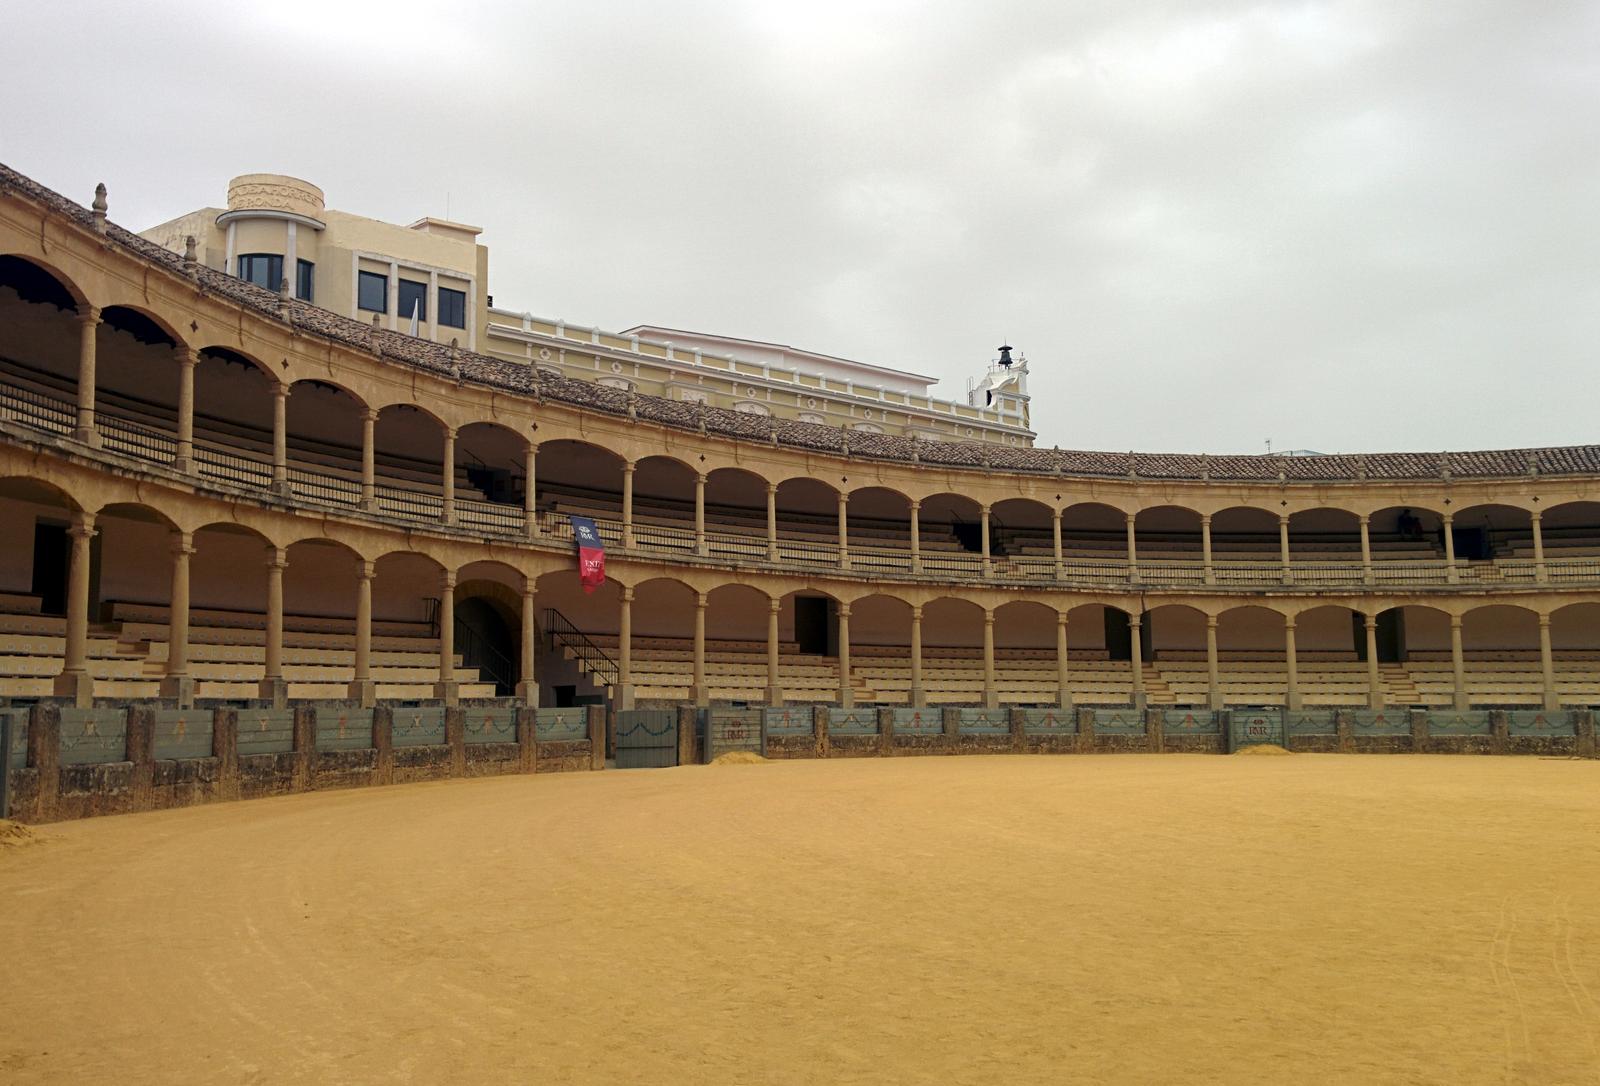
xmin=1283 ymin=616 xmax=1297 ymax=631
xmin=695 ymin=472 xmax=707 ymax=485
xmin=77 ymin=304 xmax=102 ymax=326
xmin=838 ymin=492 xmax=849 ymax=505
xmin=620 ymin=585 xmax=635 ymax=603
xmin=1538 ymin=612 xmax=1552 ymax=628
xmin=837 ymin=602 xmax=851 ymax=619
xmin=983 ymin=608 xmax=995 ymax=624
xmin=1200 ymin=513 xmax=1212 ymax=525
xmin=170 ymin=531 xmax=195 ymax=556
xmin=1363 ymin=613 xmax=1378 ymax=629
xmin=766 ymin=483 xmax=778 ymax=496
xmin=908 ymin=499 xmax=921 ymax=512
xmin=910 ymin=605 xmax=922 ymax=621
xmin=67 ymin=512 xmax=97 ymax=540
xmin=440 ymin=570 xmax=457 ymax=591
xmin=443 ymin=426 xmax=458 ymax=442
xmin=1206 ymin=613 xmax=1219 ymax=628
xmin=1278 ymin=513 xmax=1291 ymax=526
xmin=768 ymin=597 xmax=781 ymax=614
xmin=265 ymin=547 xmax=288 ymax=570
xmin=363 ymin=407 xmax=380 ymax=424
xmin=1441 ymin=511 xmax=1454 ymax=524
xmin=271 ymin=383 xmax=290 ymax=402
xmin=1127 ymin=613 xmax=1142 ymax=629
xmin=1449 ymin=613 xmax=1463 ymax=629
xmin=980 ymin=503 xmax=991 ymax=515
xmin=695 ymin=592 xmax=708 ymax=609
xmin=622 ymin=461 xmax=636 ymax=475
xmin=356 ymin=560 xmax=375 ymax=580
xmin=1056 ymin=609 xmax=1069 ymax=625
xmin=174 ymin=345 xmax=197 ymax=366
xmin=1357 ymin=514 xmax=1370 ymax=525
xmin=1530 ymin=509 xmax=1542 ymax=523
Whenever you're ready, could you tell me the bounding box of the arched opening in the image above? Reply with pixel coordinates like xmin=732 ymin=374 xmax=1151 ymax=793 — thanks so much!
xmin=280 ymin=538 xmax=363 ymax=700
xmin=0 ymin=257 xmax=86 ymax=436
xmin=1058 ymin=503 xmax=1127 ymax=586
xmin=372 ymin=405 xmax=446 ymax=519
xmin=990 ymin=498 xmax=1053 ymax=572
xmin=284 ymin=379 xmax=367 ymax=505
xmin=704 ymin=467 xmax=770 ymax=558
xmin=1550 ymin=602 xmax=1600 ymax=705
xmin=1209 ymin=507 xmax=1280 ymax=577
xmin=1286 ymin=508 xmax=1363 ymax=585
xmin=535 ymin=569 xmax=622 ymax=707
xmin=1213 ymin=605 xmax=1289 ymax=705
xmin=845 ymin=593 xmax=912 ymax=705
xmin=456 ymin=422 xmax=529 ymax=530
xmin=1135 ymin=506 xmax=1203 ymax=584
xmin=702 ymin=583 xmax=778 ymax=704
xmin=921 ymin=596 xmax=986 ymax=705
xmin=0 ymin=477 xmax=83 ymax=619
xmin=1380 ymin=604 xmax=1454 ymax=706
xmin=631 ymin=455 xmax=698 ymax=551
xmin=993 ymin=599 xmax=1061 ymax=706
xmin=773 ymin=477 xmax=841 ymax=567
xmin=193 ymin=347 xmax=277 ymax=486
xmin=1451 ymin=503 xmax=1532 ymax=564
xmin=847 ymin=486 xmax=912 ymax=573
xmin=1145 ymin=603 xmax=1209 ymax=705
xmin=534 ymin=440 xmax=625 ymax=540
xmin=1458 ymin=604 xmax=1542 ymax=706
xmin=626 ymin=577 xmax=699 ymax=706
xmin=917 ymin=492 xmax=984 ymax=576
xmin=1293 ymin=604 xmax=1367 ymax=706
xmin=1366 ymin=506 xmax=1450 ymax=581
xmin=455 ymin=562 xmax=526 ymax=697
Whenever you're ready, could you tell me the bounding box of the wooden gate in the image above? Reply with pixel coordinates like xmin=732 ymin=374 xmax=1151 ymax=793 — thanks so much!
xmin=615 ymin=709 xmax=678 ymax=769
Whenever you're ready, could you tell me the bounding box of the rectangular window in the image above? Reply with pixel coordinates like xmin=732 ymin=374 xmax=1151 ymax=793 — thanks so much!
xmin=357 ymin=270 xmax=388 ymax=313
xmin=438 ymin=286 xmax=467 ymax=329
xmin=398 ymin=278 xmax=427 ymax=324
xmin=237 ymin=253 xmax=283 ymax=290
xmin=296 ymin=259 xmax=314 ymax=303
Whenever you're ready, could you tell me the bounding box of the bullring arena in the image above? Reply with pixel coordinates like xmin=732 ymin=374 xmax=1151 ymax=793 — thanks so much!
xmin=1 ymin=164 xmax=1598 ymax=1083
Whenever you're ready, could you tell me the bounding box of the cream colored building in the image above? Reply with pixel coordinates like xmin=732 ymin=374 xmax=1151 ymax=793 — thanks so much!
xmin=141 ymin=174 xmax=489 ymax=350
xmin=142 ymin=173 xmax=1035 ymax=446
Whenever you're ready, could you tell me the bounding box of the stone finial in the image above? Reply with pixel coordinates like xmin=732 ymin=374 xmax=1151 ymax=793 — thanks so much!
xmin=1440 ymin=451 xmax=1452 ymax=482
xmin=1356 ymin=453 xmax=1369 ymax=480
xmin=182 ymin=235 xmax=197 ymax=265
xmin=91 ymin=182 xmax=107 ymax=232
xmin=1126 ymin=451 xmax=1138 ymax=480
xmin=1199 ymin=453 xmax=1210 ymax=481
xmin=279 ymin=276 xmax=290 ymax=300
xmin=1526 ymin=450 xmax=1540 ymax=478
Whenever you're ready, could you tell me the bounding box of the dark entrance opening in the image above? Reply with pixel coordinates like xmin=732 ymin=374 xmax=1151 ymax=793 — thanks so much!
xmin=794 ymin=595 xmax=828 ymax=655
xmin=454 ymin=596 xmax=518 ymax=696
xmin=31 ymin=521 xmax=67 ymax=616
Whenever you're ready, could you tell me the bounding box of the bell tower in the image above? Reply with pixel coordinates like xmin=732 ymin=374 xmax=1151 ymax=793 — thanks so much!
xmin=966 ymin=344 xmax=1031 ymax=433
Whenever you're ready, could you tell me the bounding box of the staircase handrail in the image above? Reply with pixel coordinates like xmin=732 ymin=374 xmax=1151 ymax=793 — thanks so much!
xmin=544 ymin=607 xmax=619 ymax=686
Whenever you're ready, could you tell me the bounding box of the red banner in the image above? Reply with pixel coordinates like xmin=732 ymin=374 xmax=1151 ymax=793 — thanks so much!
xmin=571 ymin=516 xmax=606 ymax=594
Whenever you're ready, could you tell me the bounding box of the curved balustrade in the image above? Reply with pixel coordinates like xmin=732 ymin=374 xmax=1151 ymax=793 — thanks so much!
xmin=5 ymin=378 xmax=1598 ymax=592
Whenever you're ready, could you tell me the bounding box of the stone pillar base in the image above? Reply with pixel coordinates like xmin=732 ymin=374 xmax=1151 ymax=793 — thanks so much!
xmin=271 ymin=478 xmax=293 ymax=498
xmin=1368 ymin=692 xmax=1386 ymax=710
xmin=983 ymin=687 xmax=999 ymax=710
xmin=434 ymin=680 xmax=460 ymax=707
xmin=1208 ymin=692 xmax=1224 ymax=710
xmin=515 ymin=679 xmax=539 ymax=707
xmin=764 ymin=686 xmax=784 ymax=707
xmin=1286 ymin=692 xmax=1303 ymax=711
xmin=1544 ymin=692 xmax=1562 ymax=712
xmin=613 ymin=683 xmax=635 ymax=712
xmin=172 ymin=456 xmax=195 ymax=475
xmin=74 ymin=427 xmax=102 ymax=449
xmin=347 ymin=680 xmax=376 ymax=708
xmin=159 ymin=675 xmax=195 ymax=708
xmin=258 ymin=677 xmax=288 ymax=708
xmin=690 ymin=684 xmax=709 ymax=708
xmin=909 ymin=685 xmax=924 ymax=707
xmin=360 ymin=496 xmax=378 ymax=513
xmin=53 ymin=669 xmax=94 ymax=707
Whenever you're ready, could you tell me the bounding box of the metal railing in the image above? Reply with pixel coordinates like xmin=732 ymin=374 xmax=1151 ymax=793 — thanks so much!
xmin=6 ymin=376 xmax=1600 ymax=594
xmin=545 ymin=608 xmax=618 ymax=686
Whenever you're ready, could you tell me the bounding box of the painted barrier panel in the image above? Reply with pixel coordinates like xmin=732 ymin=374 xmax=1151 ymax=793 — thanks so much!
xmin=1022 ymin=708 xmax=1076 ymax=736
xmin=1427 ymin=710 xmax=1492 ymax=736
xmin=316 ymin=707 xmax=374 ymax=751
xmin=892 ymin=708 xmax=942 ymax=734
xmin=535 ymin=707 xmax=587 ymax=742
xmin=59 ymin=708 xmax=127 ymax=765
xmin=1507 ymin=710 xmax=1576 ymax=737
xmin=707 ymin=708 xmax=763 ymax=758
xmin=763 ymin=706 xmax=813 ymax=736
xmin=391 ymin=707 xmax=445 ymax=748
xmin=1285 ymin=710 xmax=1337 ymax=736
xmin=463 ymin=707 xmax=517 ymax=745
xmin=1230 ymin=708 xmax=1284 ymax=748
xmin=1092 ymin=708 xmax=1144 ymax=735
xmin=3 ymin=707 xmax=26 ymax=770
xmin=958 ymin=708 xmax=1010 ymax=735
xmin=236 ymin=709 xmax=295 ymax=756
xmin=153 ymin=709 xmax=214 ymax=761
xmin=1163 ymin=709 xmax=1220 ymax=735
xmin=827 ymin=708 xmax=878 ymax=736
xmin=1348 ymin=709 xmax=1409 ymax=736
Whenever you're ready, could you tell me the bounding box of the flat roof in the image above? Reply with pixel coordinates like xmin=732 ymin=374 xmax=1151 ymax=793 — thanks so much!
xmin=620 ymin=324 xmax=941 ymax=384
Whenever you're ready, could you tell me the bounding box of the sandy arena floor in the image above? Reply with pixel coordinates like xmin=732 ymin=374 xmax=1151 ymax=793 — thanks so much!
xmin=3 ymin=754 xmax=1600 ymax=1084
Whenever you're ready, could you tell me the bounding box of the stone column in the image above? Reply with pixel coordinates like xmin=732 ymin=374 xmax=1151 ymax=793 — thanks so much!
xmin=1449 ymin=613 xmax=1468 ymax=710
xmin=910 ymin=605 xmax=924 ymax=706
xmin=1442 ymin=512 xmax=1458 ymax=584
xmin=516 ymin=580 xmax=539 ymax=705
xmin=1358 ymin=515 xmax=1374 ymax=585
xmin=621 ymin=462 xmax=635 ymax=548
xmin=159 ymin=531 xmax=195 ymax=706
xmin=348 ymin=560 xmax=375 ymax=706
xmin=441 ymin=427 xmax=457 ymax=524
xmin=1201 ymin=514 xmax=1214 ymax=585
xmin=524 ymin=442 xmax=539 ymax=537
xmin=1056 ymin=609 xmax=1071 ymax=708
xmin=1051 ymin=509 xmax=1064 ymax=579
xmin=1279 ymin=514 xmax=1294 ymax=586
xmin=616 ymin=585 xmax=634 ymax=711
xmin=435 ymin=569 xmax=458 ymax=704
xmin=765 ymin=484 xmax=779 ymax=562
xmin=260 ymin=546 xmax=288 ymax=707
xmin=271 ymin=383 xmax=289 ymax=493
xmin=1538 ymin=613 xmax=1559 ymax=711
xmin=1125 ymin=513 xmax=1139 ymax=585
xmin=692 ymin=591 xmax=708 ymax=706
xmin=909 ymin=500 xmax=922 ymax=574
xmin=837 ymin=492 xmax=850 ymax=570
xmin=837 ymin=602 xmax=853 ymax=708
xmin=1129 ymin=612 xmax=1146 ymax=708
xmin=1364 ymin=613 xmax=1384 ymax=709
xmin=982 ymin=608 xmax=998 ymax=708
xmin=360 ymin=409 xmax=378 ymax=510
xmin=1284 ymin=616 xmax=1301 ymax=710
xmin=765 ymin=597 xmax=783 ymax=705
xmin=694 ymin=473 xmax=707 ymax=557
xmin=1206 ymin=614 xmax=1222 ymax=710
xmin=1531 ymin=511 xmax=1546 ymax=583
xmin=980 ymin=505 xmax=992 ymax=575
xmin=53 ymin=512 xmax=96 ymax=706
xmin=173 ymin=345 xmax=197 ymax=473
xmin=74 ymin=306 xmax=102 ymax=446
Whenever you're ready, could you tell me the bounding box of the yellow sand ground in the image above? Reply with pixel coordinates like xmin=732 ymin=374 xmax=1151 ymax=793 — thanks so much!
xmin=3 ymin=755 xmax=1599 ymax=1085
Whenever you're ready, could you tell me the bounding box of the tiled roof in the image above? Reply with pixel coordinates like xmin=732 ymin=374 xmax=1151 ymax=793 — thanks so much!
xmin=4 ymin=161 xmax=1596 ymax=484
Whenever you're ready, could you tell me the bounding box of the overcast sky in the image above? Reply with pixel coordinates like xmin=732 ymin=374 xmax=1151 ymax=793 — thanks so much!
xmin=3 ymin=1 xmax=1596 ymax=454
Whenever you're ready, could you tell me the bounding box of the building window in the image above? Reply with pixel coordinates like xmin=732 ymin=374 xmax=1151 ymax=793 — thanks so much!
xmin=296 ymin=259 xmax=314 ymax=302
xmin=398 ymin=279 xmax=427 ymax=323
xmin=357 ymin=270 xmax=388 ymax=313
xmin=438 ymin=286 xmax=466 ymax=329
xmin=237 ymin=253 xmax=283 ymax=290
